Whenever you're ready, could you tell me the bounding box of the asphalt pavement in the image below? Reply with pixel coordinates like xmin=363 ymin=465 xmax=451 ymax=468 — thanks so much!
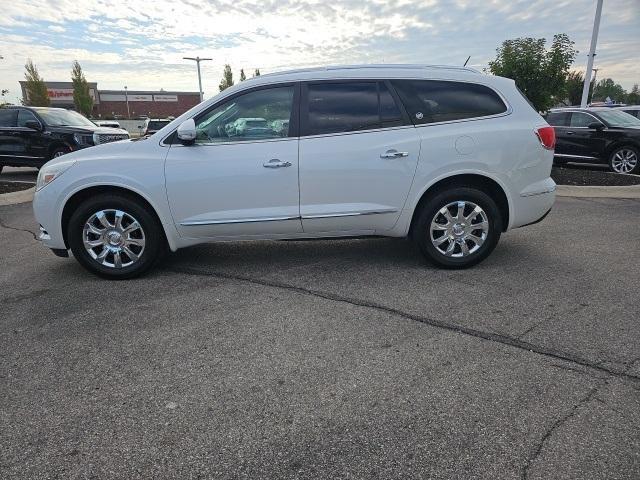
xmin=1 ymin=194 xmax=639 ymax=479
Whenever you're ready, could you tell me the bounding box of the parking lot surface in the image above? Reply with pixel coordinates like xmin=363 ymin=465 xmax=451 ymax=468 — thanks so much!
xmin=1 ymin=195 xmax=639 ymax=479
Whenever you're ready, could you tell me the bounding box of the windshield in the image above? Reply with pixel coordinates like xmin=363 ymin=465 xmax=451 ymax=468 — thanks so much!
xmin=595 ymin=110 xmax=640 ymax=128
xmin=36 ymin=109 xmax=96 ymax=127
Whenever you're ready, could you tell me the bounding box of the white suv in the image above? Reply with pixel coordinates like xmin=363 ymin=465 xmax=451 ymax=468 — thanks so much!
xmin=33 ymin=64 xmax=556 ymax=279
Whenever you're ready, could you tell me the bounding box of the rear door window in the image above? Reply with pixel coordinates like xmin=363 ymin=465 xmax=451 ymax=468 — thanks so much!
xmin=545 ymin=112 xmax=570 ymax=127
xmin=391 ymin=80 xmax=508 ymax=125
xmin=302 ymin=81 xmax=404 ymax=136
xmin=0 ymin=109 xmax=17 ymax=127
xmin=569 ymin=112 xmax=596 ymax=128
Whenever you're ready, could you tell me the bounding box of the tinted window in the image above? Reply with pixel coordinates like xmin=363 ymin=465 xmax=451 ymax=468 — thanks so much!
xmin=379 ymin=83 xmax=402 ymax=123
xmin=194 ymin=86 xmax=294 ymax=143
xmin=0 ymin=109 xmax=17 ymax=127
xmin=391 ymin=80 xmax=507 ymax=124
xmin=18 ymin=109 xmax=38 ymax=127
xmin=622 ymin=110 xmax=639 ymax=119
xmin=545 ymin=112 xmax=570 ymax=127
xmin=147 ymin=120 xmax=170 ymax=130
xmin=306 ymin=82 xmax=379 ymax=135
xmin=569 ymin=112 xmax=597 ymax=128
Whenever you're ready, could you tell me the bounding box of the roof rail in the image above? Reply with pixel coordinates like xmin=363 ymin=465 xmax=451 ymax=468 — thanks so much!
xmin=253 ymin=63 xmax=481 ymax=80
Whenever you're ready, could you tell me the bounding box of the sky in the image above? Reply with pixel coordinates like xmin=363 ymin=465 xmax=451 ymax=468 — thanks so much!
xmin=0 ymin=0 xmax=638 ymax=104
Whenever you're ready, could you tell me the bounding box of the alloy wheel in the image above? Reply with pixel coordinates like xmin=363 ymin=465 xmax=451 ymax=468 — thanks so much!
xmin=611 ymin=148 xmax=638 ymax=174
xmin=82 ymin=209 xmax=146 ymax=268
xmin=429 ymin=201 xmax=489 ymax=258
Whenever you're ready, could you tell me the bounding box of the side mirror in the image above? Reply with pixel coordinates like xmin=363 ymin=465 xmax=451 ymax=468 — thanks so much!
xmin=176 ymin=119 xmax=196 ymax=144
xmin=588 ymin=122 xmax=604 ymax=130
xmin=25 ymin=120 xmax=42 ymax=131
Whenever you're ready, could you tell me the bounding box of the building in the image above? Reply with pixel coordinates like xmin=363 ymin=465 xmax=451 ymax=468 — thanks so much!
xmin=19 ymin=81 xmax=200 ymax=119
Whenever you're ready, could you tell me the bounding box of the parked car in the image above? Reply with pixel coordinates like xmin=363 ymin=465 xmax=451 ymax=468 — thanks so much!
xmin=142 ymin=118 xmax=172 ymax=136
xmin=94 ymin=120 xmax=122 ymax=128
xmin=33 ymin=64 xmax=556 ymax=279
xmin=614 ymin=105 xmax=640 ymax=119
xmin=0 ymin=106 xmax=129 ymax=174
xmin=545 ymin=107 xmax=640 ymax=174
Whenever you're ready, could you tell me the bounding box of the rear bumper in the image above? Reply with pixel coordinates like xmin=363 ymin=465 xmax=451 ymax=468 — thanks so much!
xmin=511 ymin=178 xmax=556 ymax=229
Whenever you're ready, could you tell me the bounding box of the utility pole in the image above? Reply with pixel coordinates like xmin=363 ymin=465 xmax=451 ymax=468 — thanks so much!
xmin=580 ymin=0 xmax=603 ymax=107
xmin=124 ymin=85 xmax=130 ymax=119
xmin=183 ymin=56 xmax=212 ymax=102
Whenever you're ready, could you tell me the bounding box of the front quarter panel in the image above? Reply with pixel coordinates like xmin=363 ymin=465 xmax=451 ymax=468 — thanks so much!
xmin=33 ymin=139 xmax=180 ymax=251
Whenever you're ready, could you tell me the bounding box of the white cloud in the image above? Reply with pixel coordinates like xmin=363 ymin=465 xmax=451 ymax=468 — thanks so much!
xmin=0 ymin=0 xmax=638 ymax=104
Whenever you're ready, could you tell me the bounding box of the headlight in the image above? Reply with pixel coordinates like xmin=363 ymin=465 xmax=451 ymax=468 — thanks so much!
xmin=36 ymin=162 xmax=75 ymax=191
xmin=73 ymin=133 xmax=94 ymax=145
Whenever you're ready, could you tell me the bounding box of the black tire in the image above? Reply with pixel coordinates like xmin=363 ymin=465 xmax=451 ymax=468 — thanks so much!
xmin=608 ymin=145 xmax=640 ymax=174
xmin=67 ymin=193 xmax=164 ymax=279
xmin=413 ymin=187 xmax=502 ymax=269
xmin=51 ymin=147 xmax=71 ymax=160
xmin=0 ymin=165 xmax=3 ymax=175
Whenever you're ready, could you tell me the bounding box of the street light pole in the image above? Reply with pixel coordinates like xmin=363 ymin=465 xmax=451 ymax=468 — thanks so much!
xmin=590 ymin=68 xmax=599 ymax=103
xmin=124 ymin=85 xmax=130 ymax=119
xmin=580 ymin=0 xmax=603 ymax=107
xmin=183 ymin=56 xmax=212 ymax=102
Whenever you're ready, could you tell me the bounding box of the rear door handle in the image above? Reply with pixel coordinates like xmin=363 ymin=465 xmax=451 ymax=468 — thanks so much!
xmin=263 ymin=159 xmax=292 ymax=168
xmin=566 ymin=131 xmax=575 ymax=135
xmin=380 ymin=149 xmax=409 ymax=159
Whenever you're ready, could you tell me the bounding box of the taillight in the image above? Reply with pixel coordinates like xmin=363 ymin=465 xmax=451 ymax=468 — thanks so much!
xmin=535 ymin=126 xmax=556 ymax=150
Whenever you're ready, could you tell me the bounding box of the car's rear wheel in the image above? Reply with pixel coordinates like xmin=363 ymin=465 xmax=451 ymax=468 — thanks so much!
xmin=609 ymin=146 xmax=639 ymax=174
xmin=413 ymin=187 xmax=502 ymax=269
xmin=67 ymin=193 xmax=163 ymax=279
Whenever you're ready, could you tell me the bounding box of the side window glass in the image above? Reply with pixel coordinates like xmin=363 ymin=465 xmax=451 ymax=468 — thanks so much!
xmin=545 ymin=112 xmax=569 ymax=127
xmin=18 ymin=110 xmax=38 ymax=127
xmin=194 ymin=86 xmax=294 ymax=144
xmin=569 ymin=112 xmax=595 ymax=128
xmin=0 ymin=109 xmax=17 ymax=127
xmin=306 ymin=82 xmax=379 ymax=135
xmin=391 ymin=80 xmax=507 ymax=125
xmin=379 ymin=82 xmax=402 ymax=123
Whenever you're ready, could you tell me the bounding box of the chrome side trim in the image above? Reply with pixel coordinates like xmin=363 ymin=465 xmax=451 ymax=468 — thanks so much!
xmin=0 ymin=154 xmax=43 ymax=159
xmin=180 ymin=215 xmax=300 ymax=226
xmin=554 ymin=153 xmax=599 ymax=159
xmin=302 ymin=209 xmax=398 ymax=219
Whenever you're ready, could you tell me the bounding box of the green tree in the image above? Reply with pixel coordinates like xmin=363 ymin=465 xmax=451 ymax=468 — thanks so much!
xmin=23 ymin=59 xmax=50 ymax=107
xmin=564 ymin=71 xmax=593 ymax=106
xmin=253 ymin=68 xmax=260 ymax=77
xmin=0 ymin=89 xmax=10 ymax=107
xmin=627 ymin=84 xmax=640 ymax=105
xmin=592 ymin=78 xmax=627 ymax=103
xmin=219 ymin=64 xmax=234 ymax=91
xmin=71 ymin=60 xmax=94 ymax=117
xmin=488 ymin=34 xmax=577 ymax=111
xmin=239 ymin=68 xmax=246 ymax=81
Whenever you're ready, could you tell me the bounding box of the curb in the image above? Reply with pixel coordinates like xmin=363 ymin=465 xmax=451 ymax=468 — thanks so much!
xmin=0 ymin=186 xmax=35 ymax=206
xmin=556 ymin=184 xmax=640 ymax=199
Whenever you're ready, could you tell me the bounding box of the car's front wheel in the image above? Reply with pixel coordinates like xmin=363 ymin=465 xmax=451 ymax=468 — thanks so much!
xmin=609 ymin=146 xmax=639 ymax=174
xmin=413 ymin=187 xmax=502 ymax=269
xmin=67 ymin=193 xmax=164 ymax=279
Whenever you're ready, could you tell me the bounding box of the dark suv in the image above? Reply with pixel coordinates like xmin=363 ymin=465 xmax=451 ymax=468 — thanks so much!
xmin=0 ymin=106 xmax=130 ymax=173
xmin=545 ymin=107 xmax=640 ymax=174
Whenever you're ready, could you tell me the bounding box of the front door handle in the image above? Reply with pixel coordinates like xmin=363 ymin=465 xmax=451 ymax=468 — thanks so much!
xmin=566 ymin=131 xmax=575 ymax=135
xmin=263 ymin=159 xmax=292 ymax=168
xmin=380 ymin=149 xmax=409 ymax=159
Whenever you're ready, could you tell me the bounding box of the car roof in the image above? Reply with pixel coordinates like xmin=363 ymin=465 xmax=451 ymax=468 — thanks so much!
xmin=235 ymin=63 xmax=484 ymax=86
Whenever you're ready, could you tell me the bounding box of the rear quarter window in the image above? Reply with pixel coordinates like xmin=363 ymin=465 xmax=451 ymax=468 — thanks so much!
xmin=391 ymin=80 xmax=507 ymax=125
xmin=545 ymin=112 xmax=570 ymax=127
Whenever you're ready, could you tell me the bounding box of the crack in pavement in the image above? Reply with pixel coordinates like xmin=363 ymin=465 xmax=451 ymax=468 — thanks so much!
xmin=0 ymin=216 xmax=38 ymax=241
xmin=521 ymin=386 xmax=600 ymax=480
xmin=164 ymin=264 xmax=640 ymax=384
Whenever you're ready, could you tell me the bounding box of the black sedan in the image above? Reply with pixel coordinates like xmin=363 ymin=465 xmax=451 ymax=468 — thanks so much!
xmin=545 ymin=107 xmax=640 ymax=174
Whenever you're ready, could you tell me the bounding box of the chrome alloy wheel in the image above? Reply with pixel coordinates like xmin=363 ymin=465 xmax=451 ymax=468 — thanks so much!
xmin=53 ymin=151 xmax=67 ymax=158
xmin=611 ymin=148 xmax=638 ymax=173
xmin=429 ymin=201 xmax=489 ymax=258
xmin=82 ymin=209 xmax=145 ymax=268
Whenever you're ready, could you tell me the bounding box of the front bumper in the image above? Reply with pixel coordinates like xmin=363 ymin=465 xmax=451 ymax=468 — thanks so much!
xmin=33 ymin=190 xmax=67 ymax=251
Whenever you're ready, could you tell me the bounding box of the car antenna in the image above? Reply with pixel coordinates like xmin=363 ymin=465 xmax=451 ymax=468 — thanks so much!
xmin=463 ymin=56 xmax=470 ymax=67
